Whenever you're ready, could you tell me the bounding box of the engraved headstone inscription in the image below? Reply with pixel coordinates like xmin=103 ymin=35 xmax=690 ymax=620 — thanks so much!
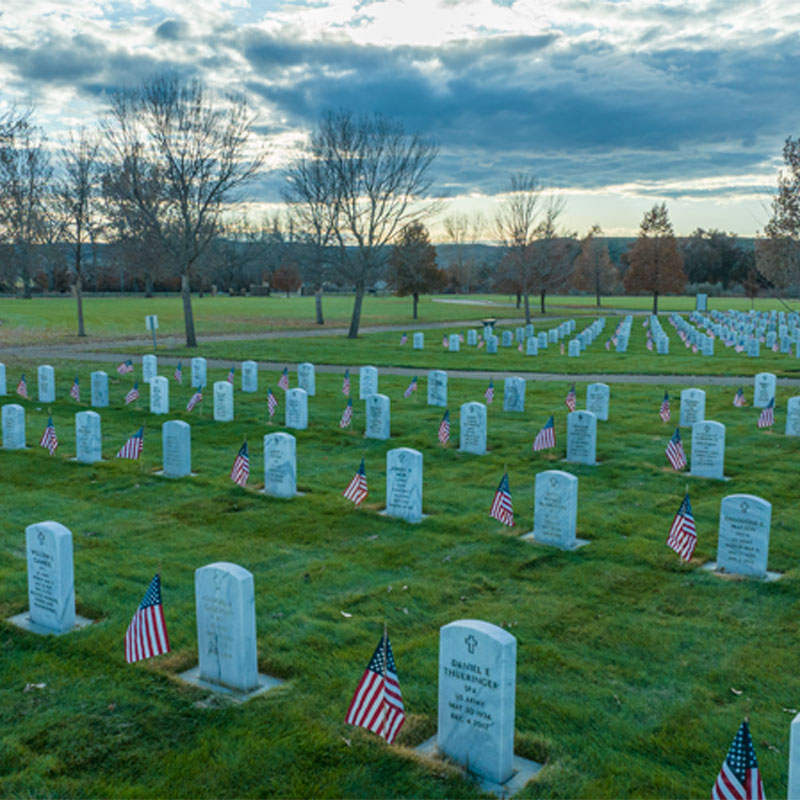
xmin=241 ymin=361 xmax=258 ymax=393
xmin=297 ymin=362 xmax=316 ymax=396
xmin=566 ymin=411 xmax=597 ymax=465
xmin=191 ymin=357 xmax=207 ymax=389
xmin=359 ymin=366 xmax=378 ymax=400
xmin=365 ymin=393 xmax=390 ymax=440
xmin=90 ymin=371 xmax=109 ymax=408
xmin=502 ymin=377 xmax=525 ymax=412
xmin=25 ymin=521 xmax=75 ymax=634
xmin=716 ymin=494 xmax=771 ymax=579
xmin=385 ymin=447 xmax=423 ymax=523
xmin=753 ymin=372 xmax=777 ymax=408
xmin=285 ymin=388 xmax=309 ymax=431
xmin=38 ymin=365 xmax=55 ymax=403
xmin=149 ymin=376 xmax=169 ymax=415
xmin=75 ymin=411 xmax=102 ymax=463
xmin=459 ymin=402 xmax=487 ymax=455
xmin=263 ymin=432 xmax=297 ymax=498
xmin=2 ymin=403 xmax=25 ymax=449
xmin=142 ymin=355 xmax=157 ymax=384
xmin=585 ymin=382 xmax=609 ymax=422
xmin=528 ymin=470 xmax=582 ymax=549
xmin=213 ymin=381 xmax=234 ymax=422
xmin=679 ymin=388 xmax=706 ymax=428
xmin=427 ymin=370 xmax=448 ymax=407
xmin=690 ymin=420 xmax=726 ymax=480
xmin=162 ymin=420 xmax=191 ymax=477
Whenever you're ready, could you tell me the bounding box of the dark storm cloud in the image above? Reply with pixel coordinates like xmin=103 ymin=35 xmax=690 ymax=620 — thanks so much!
xmin=155 ymin=19 xmax=188 ymax=42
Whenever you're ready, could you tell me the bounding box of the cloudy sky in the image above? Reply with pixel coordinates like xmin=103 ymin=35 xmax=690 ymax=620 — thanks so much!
xmin=1 ymin=0 xmax=799 ymax=238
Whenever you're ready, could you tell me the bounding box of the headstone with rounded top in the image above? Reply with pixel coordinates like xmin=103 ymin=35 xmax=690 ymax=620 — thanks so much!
xmin=38 ymin=365 xmax=55 ymax=403
xmin=753 ymin=372 xmax=776 ymax=408
xmin=297 ymin=362 xmax=316 ymax=396
xmin=365 ymin=393 xmax=390 ymax=439
xmin=459 ymin=402 xmax=487 ymax=455
xmin=241 ymin=361 xmax=258 ymax=393
xmin=162 ymin=420 xmax=191 ymax=477
xmin=359 ymin=366 xmax=378 ymax=399
xmin=785 ymin=396 xmax=800 ymax=436
xmin=0 ymin=362 xmax=6 ymax=395
xmin=213 ymin=381 xmax=233 ymax=422
xmin=142 ymin=355 xmax=157 ymax=384
xmin=413 ymin=332 xmax=424 ymax=350
xmin=486 ymin=336 xmax=498 ymax=354
xmin=586 ymin=382 xmax=609 ymax=421
xmin=191 ymin=357 xmax=207 ymax=389
xmin=690 ymin=420 xmax=726 ymax=480
xmin=524 ymin=470 xmax=586 ymax=550
xmin=385 ymin=447 xmax=423 ymax=523
xmin=90 ymin=371 xmax=109 ymax=408
xmin=449 ymin=334 xmax=461 ymax=352
xmin=285 ymin=388 xmax=308 ymax=430
xmin=263 ymin=432 xmax=297 ymax=498
xmin=2 ymin=404 xmax=25 ymax=449
xmin=427 ymin=370 xmax=447 ymax=407
xmin=149 ymin=376 xmax=169 ymax=415
xmin=75 ymin=411 xmax=102 ymax=463
xmin=566 ymin=411 xmax=597 ymax=465
xmin=715 ymin=494 xmax=772 ymax=579
xmin=679 ymin=388 xmax=706 ymax=427
xmin=502 ymin=377 xmax=525 ymax=412
xmin=467 ymin=329 xmax=477 ymax=346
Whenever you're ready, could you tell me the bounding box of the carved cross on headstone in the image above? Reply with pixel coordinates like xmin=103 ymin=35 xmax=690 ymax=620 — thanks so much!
xmin=465 ymin=634 xmax=478 ymax=654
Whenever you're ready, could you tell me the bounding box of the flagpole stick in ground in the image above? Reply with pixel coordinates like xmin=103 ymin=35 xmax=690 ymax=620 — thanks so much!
xmin=382 ymin=621 xmax=389 ymax=742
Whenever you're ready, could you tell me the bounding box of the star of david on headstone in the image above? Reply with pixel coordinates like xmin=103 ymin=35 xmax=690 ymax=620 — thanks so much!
xmin=465 ymin=634 xmax=478 ymax=654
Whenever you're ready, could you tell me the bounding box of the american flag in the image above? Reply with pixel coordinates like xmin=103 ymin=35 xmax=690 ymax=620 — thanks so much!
xmin=278 ymin=367 xmax=289 ymax=390
xmin=659 ymin=391 xmax=671 ymax=422
xmin=605 ymin=339 xmax=611 ymax=351
xmin=342 ymin=369 xmax=350 ymax=397
xmin=757 ymin=397 xmax=774 ymax=428
xmin=344 ymin=632 xmax=405 ymax=745
xmin=733 ymin=388 xmax=746 ymax=407
xmin=438 ymin=409 xmax=450 ymax=445
xmin=403 ymin=376 xmax=417 ymax=398
xmin=343 ymin=457 xmax=368 ymax=505
xmin=646 ymin=338 xmax=653 ymax=351
xmin=124 ymin=382 xmax=140 ymax=405
xmin=666 ymin=492 xmax=696 ymax=561
xmin=711 ymin=720 xmax=764 ymax=800
xmin=186 ymin=388 xmax=203 ymax=412
xmin=484 ymin=379 xmax=494 ymax=405
xmin=70 ymin=377 xmax=80 ymax=402
xmin=611 ymin=335 xmax=618 ymax=346
xmin=565 ymin=384 xmax=576 ymax=412
xmin=665 ymin=427 xmax=687 ymax=471
xmin=442 ymin=334 xmax=448 ymax=348
xmin=400 ymin=332 xmax=407 ymax=345
xmin=339 ymin=398 xmax=353 ymax=429
xmin=39 ymin=416 xmax=58 ymax=455
xmin=489 ymin=472 xmax=514 ymax=526
xmin=116 ymin=427 xmax=144 ymax=460
xmin=772 ymin=340 xmax=780 ymax=352
xmin=642 ymin=318 xmax=649 ymax=327
xmin=174 ymin=362 xmax=182 ymax=383
xmin=16 ymin=374 xmax=28 ymax=399
xmin=227 ymin=366 xmax=235 ymax=384
xmin=517 ymin=342 xmax=523 ymax=352
xmin=692 ymin=343 xmax=698 ymax=353
xmin=117 ymin=359 xmax=134 ymax=375
xmin=533 ymin=415 xmax=556 ymax=451
xmin=125 ymin=573 xmax=171 ymax=664
xmin=267 ymin=388 xmax=278 ymax=418
xmin=560 ymin=342 xmax=565 ymax=355
xmin=478 ymin=339 xmax=484 ymax=349
xmin=230 ymin=440 xmax=249 ymax=487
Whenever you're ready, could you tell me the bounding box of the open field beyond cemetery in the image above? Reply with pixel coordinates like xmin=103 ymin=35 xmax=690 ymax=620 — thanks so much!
xmin=2 ymin=334 xmax=800 ymax=797
xmin=1 ymin=293 xmax=799 ymax=346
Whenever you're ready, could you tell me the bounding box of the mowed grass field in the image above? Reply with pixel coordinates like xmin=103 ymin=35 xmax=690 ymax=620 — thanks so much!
xmin=1 ymin=292 xmax=798 ymax=345
xmin=2 ymin=357 xmax=800 ymax=798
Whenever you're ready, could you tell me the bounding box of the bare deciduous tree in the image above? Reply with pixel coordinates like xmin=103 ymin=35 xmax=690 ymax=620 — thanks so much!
xmin=288 ymin=110 xmax=438 ymax=338
xmin=572 ymin=224 xmax=618 ymax=307
xmin=56 ymin=128 xmax=101 ymax=335
xmin=442 ymin=212 xmax=484 ymax=293
xmin=102 ymin=75 xmax=265 ymax=346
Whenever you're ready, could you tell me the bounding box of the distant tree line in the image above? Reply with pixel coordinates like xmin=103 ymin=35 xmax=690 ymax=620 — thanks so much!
xmin=1 ymin=77 xmax=799 ymax=343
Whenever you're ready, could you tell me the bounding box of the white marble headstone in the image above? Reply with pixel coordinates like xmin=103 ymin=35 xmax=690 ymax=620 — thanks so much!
xmin=486 ymin=336 xmax=498 ymax=354
xmin=359 ymin=366 xmax=378 ymax=399
xmin=195 ymin=562 xmax=259 ymax=692
xmin=213 ymin=381 xmax=234 ymax=422
xmin=2 ymin=403 xmax=25 ymax=449
xmin=90 ymin=371 xmax=109 ymax=408
xmin=785 ymin=396 xmax=800 ymax=437
xmin=413 ymin=332 xmax=424 ymax=350
xmin=448 ymin=334 xmax=461 ymax=352
xmin=525 ymin=337 xmax=538 ymax=356
xmin=690 ymin=420 xmax=726 ymax=480
xmin=26 ymin=521 xmax=75 ymax=634
xmin=459 ymin=402 xmax=487 ymax=455
xmin=385 ymin=447 xmax=423 ymax=523
xmin=789 ymin=713 xmax=800 ymax=800
xmin=467 ymin=329 xmax=477 ymax=346
xmin=365 ymin=393 xmax=390 ymax=439
xmin=679 ymin=388 xmax=706 ymax=427
xmin=297 ymin=362 xmax=316 ymax=396
xmin=716 ymin=494 xmax=771 ymax=579
xmin=586 ymin=382 xmax=609 ymax=421
xmin=263 ymin=432 xmax=296 ymax=498
xmin=241 ymin=361 xmax=258 ymax=393
xmin=566 ymin=411 xmax=597 ymax=465
xmin=567 ymin=340 xmax=580 ymax=357
xmin=427 ymin=370 xmax=448 ymax=407
xmin=38 ymin=365 xmax=55 ymax=403
xmin=149 ymin=376 xmax=169 ymax=415
xmin=437 ymin=619 xmax=516 ymax=785
xmin=754 ymin=372 xmax=777 ymax=408
xmin=142 ymin=355 xmax=157 ymax=384
xmin=502 ymin=377 xmax=525 ymax=412
xmin=0 ymin=362 xmax=6 ymax=395
xmin=501 ymin=331 xmax=513 ymax=348
xmin=162 ymin=420 xmax=191 ymax=477
xmin=75 ymin=411 xmax=102 ymax=463
xmin=285 ymin=388 xmax=308 ymax=430
xmin=530 ymin=470 xmax=579 ymax=549
xmin=191 ymin=357 xmax=207 ymax=389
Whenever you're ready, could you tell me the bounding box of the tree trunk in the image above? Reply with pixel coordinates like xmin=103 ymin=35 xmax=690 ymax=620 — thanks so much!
xmin=515 ymin=292 xmax=521 ymax=309
xmin=76 ymin=274 xmax=86 ymax=337
xmin=540 ymin=290 xmax=546 ymax=314
xmin=348 ymin=285 xmax=365 ymax=339
xmin=315 ymin=286 xmax=324 ymax=325
xmin=652 ymin=291 xmax=659 ymax=315
xmin=145 ymin=276 xmax=154 ymax=298
xmin=595 ymin=277 xmax=601 ymax=307
xmin=523 ymin=292 xmax=531 ymax=325
xmin=182 ymin=273 xmax=198 ymax=347
xmin=413 ymin=292 xmax=419 ymax=319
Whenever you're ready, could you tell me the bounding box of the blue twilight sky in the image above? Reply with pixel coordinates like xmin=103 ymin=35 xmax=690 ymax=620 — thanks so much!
xmin=1 ymin=0 xmax=799 ymax=238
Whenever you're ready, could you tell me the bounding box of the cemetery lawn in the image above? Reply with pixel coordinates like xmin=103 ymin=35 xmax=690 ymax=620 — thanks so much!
xmin=2 ymin=294 xmax=799 ymax=346
xmin=149 ymin=318 xmax=800 ymax=379
xmin=2 ymin=360 xmax=800 ymax=798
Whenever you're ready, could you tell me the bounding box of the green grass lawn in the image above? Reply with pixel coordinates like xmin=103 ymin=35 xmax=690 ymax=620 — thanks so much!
xmin=2 ymin=293 xmax=798 ymax=345
xmin=2 ymin=359 xmax=800 ymax=798
xmin=144 ymin=316 xmax=800 ymax=379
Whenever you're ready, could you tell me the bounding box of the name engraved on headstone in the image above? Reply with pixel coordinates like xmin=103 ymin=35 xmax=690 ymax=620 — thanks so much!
xmin=566 ymin=411 xmax=597 ymax=465
xmin=586 ymin=382 xmax=609 ymax=421
xmin=75 ymin=410 xmax=102 ymax=463
xmin=690 ymin=420 xmax=725 ymax=480
xmin=297 ymin=362 xmax=316 ymax=396
xmin=753 ymin=372 xmax=776 ymax=408
xmin=26 ymin=521 xmax=75 ymax=634
xmin=284 ymin=388 xmax=309 ymax=430
xmin=716 ymin=494 xmax=771 ymax=579
xmin=365 ymin=393 xmax=390 ymax=439
xmin=213 ymin=381 xmax=234 ymax=422
xmin=241 ymin=361 xmax=258 ymax=393
xmin=191 ymin=357 xmax=207 ymax=389
xmin=359 ymin=366 xmax=379 ymax=399
xmin=385 ymin=447 xmax=422 ymax=523
xmin=2 ymin=403 xmax=25 ymax=449
xmin=90 ymin=371 xmax=109 ymax=408
xmin=532 ymin=470 xmax=578 ymax=549
xmin=142 ymin=355 xmax=157 ymax=384
xmin=679 ymin=388 xmax=706 ymax=427
xmin=162 ymin=420 xmax=191 ymax=477
xmin=38 ymin=365 xmax=55 ymax=403
xmin=427 ymin=370 xmax=448 ymax=407
xmin=263 ymin=432 xmax=296 ymax=498
xmin=459 ymin=402 xmax=487 ymax=455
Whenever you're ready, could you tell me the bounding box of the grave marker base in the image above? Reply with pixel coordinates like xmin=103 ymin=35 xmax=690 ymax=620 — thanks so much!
xmin=177 ymin=666 xmax=283 ymax=704
xmin=153 ymin=470 xmax=197 ymax=478
xmin=260 ymin=488 xmax=305 ymax=497
xmin=560 ymin=458 xmax=598 ymax=467
xmin=415 ymin=737 xmax=542 ymax=798
xmin=689 ymin=473 xmax=731 ymax=482
xmin=700 ymin=562 xmax=782 ymax=582
xmin=7 ymin=612 xmax=93 ymax=636
xmin=520 ymin=532 xmax=590 ymax=551
xmin=378 ymin=510 xmax=429 ymax=522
